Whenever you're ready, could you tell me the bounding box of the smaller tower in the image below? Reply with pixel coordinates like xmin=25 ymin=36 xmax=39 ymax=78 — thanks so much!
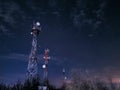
xmin=62 ymin=68 xmax=67 ymax=89
xmin=42 ymin=49 xmax=50 ymax=85
xmin=62 ymin=68 xmax=67 ymax=81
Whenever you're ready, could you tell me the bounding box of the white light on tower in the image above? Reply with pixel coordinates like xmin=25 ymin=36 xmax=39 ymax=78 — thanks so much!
xmin=36 ymin=22 xmax=40 ymax=26
xmin=30 ymin=32 xmax=33 ymax=35
xmin=65 ymin=76 xmax=67 ymax=80
xmin=42 ymin=64 xmax=46 ymax=69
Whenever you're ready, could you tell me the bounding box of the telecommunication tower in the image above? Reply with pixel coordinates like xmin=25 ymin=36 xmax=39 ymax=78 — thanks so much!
xmin=42 ymin=49 xmax=50 ymax=85
xmin=62 ymin=68 xmax=67 ymax=81
xmin=27 ymin=21 xmax=41 ymax=79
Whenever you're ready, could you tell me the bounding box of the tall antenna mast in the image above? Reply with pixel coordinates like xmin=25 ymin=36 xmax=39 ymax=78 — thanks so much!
xmin=27 ymin=21 xmax=41 ymax=79
xmin=42 ymin=49 xmax=50 ymax=85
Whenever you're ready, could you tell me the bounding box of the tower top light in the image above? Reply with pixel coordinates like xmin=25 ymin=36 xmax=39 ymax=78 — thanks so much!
xmin=36 ymin=22 xmax=40 ymax=26
xmin=31 ymin=21 xmax=41 ymax=35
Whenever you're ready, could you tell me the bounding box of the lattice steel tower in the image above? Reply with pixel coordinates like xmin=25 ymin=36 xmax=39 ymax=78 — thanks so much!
xmin=42 ymin=49 xmax=50 ymax=85
xmin=27 ymin=22 xmax=41 ymax=79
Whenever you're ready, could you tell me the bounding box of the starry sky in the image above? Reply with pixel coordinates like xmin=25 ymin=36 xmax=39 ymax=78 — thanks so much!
xmin=0 ymin=0 xmax=120 ymax=86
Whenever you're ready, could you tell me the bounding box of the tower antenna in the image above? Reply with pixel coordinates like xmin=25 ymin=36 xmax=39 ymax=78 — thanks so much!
xmin=42 ymin=49 xmax=50 ymax=85
xmin=27 ymin=21 xmax=41 ymax=79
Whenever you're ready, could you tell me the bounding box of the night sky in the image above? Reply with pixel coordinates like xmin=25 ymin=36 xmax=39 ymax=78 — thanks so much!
xmin=0 ymin=0 xmax=120 ymax=86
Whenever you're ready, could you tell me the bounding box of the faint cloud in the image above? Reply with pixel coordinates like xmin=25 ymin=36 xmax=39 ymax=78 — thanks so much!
xmin=50 ymin=56 xmax=68 ymax=66
xmin=0 ymin=53 xmax=67 ymax=65
xmin=0 ymin=1 xmax=24 ymax=36
xmin=52 ymin=11 xmax=60 ymax=17
xmin=48 ymin=0 xmax=57 ymax=7
xmin=0 ymin=53 xmax=28 ymax=62
xmin=0 ymin=53 xmax=67 ymax=64
xmin=88 ymin=34 xmax=94 ymax=37
xmin=70 ymin=0 xmax=107 ymax=36
xmin=0 ymin=25 xmax=13 ymax=36
xmin=0 ymin=2 xmax=21 ymax=25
